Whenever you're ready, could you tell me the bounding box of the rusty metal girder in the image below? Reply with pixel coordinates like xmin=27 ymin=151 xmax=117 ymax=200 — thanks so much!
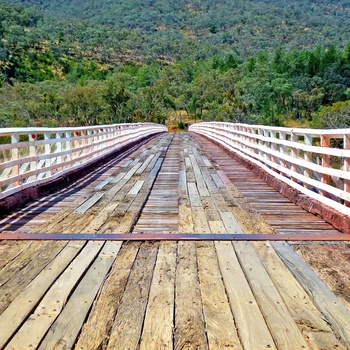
xmin=0 ymin=232 xmax=349 ymax=241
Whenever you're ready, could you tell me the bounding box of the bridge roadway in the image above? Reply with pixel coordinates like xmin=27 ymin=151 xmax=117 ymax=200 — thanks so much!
xmin=0 ymin=132 xmax=350 ymax=349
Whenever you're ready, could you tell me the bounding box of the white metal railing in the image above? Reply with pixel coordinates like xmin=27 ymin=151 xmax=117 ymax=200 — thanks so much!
xmin=190 ymin=122 xmax=350 ymax=217
xmin=0 ymin=123 xmax=167 ymax=200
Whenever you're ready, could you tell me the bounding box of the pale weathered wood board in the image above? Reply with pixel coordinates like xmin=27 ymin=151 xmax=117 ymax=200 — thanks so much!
xmin=233 ymin=241 xmax=310 ymax=349
xmin=272 ymin=241 xmax=350 ymax=348
xmin=38 ymin=241 xmax=120 ymax=350
xmin=106 ymin=242 xmax=158 ymax=350
xmin=197 ymin=241 xmax=243 ymax=350
xmin=0 ymin=241 xmax=85 ymax=348
xmin=174 ymin=241 xmax=208 ymax=350
xmin=5 ymin=241 xmax=104 ymax=350
xmin=75 ymin=241 xmax=141 ymax=350
xmin=253 ymin=241 xmax=346 ymax=349
xmin=215 ymin=240 xmax=277 ymax=350
xmin=0 ymin=241 xmax=69 ymax=314
xmin=139 ymin=242 xmax=177 ymax=350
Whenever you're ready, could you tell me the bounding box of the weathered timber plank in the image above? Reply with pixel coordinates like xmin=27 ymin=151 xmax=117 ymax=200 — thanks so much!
xmin=189 ymin=154 xmax=210 ymax=197
xmin=197 ymin=241 xmax=242 ymax=350
xmin=0 ymin=241 xmax=68 ymax=314
xmin=253 ymin=241 xmax=346 ymax=349
xmin=5 ymin=241 xmax=105 ymax=350
xmin=271 ymin=241 xmax=350 ymax=348
xmin=127 ymin=180 xmax=145 ymax=196
xmin=234 ymin=241 xmax=310 ymax=349
xmin=0 ymin=241 xmax=84 ymax=348
xmin=136 ymin=154 xmax=155 ymax=174
xmin=0 ymin=241 xmax=31 ymax=270
xmin=75 ymin=242 xmax=141 ymax=350
xmin=215 ymin=240 xmax=276 ymax=349
xmin=73 ymin=193 xmax=105 ymax=214
xmin=191 ymin=207 xmax=211 ymax=233
xmin=178 ymin=204 xmax=194 ymax=233
xmin=211 ymin=174 xmax=225 ymax=189
xmin=188 ymin=182 xmax=202 ymax=207
xmin=94 ymin=176 xmax=114 ymax=190
xmin=106 ymin=242 xmax=158 ymax=350
xmin=139 ymin=242 xmax=177 ymax=350
xmin=38 ymin=241 xmax=120 ymax=350
xmin=174 ymin=241 xmax=208 ymax=350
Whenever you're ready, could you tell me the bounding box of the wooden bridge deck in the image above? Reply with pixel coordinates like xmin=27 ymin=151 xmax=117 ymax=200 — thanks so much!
xmin=0 ymin=132 xmax=350 ymax=349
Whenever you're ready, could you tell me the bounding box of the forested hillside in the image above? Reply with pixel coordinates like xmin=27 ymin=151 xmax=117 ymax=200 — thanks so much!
xmin=1 ymin=0 xmax=350 ymax=129
xmin=4 ymin=0 xmax=350 ymax=60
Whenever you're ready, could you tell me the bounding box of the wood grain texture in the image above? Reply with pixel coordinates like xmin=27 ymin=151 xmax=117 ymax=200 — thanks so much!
xmin=272 ymin=241 xmax=350 ymax=348
xmin=5 ymin=241 xmax=103 ymax=350
xmin=233 ymin=241 xmax=310 ymax=349
xmin=197 ymin=241 xmax=242 ymax=350
xmin=106 ymin=242 xmax=158 ymax=350
xmin=75 ymin=241 xmax=141 ymax=350
xmin=139 ymin=242 xmax=177 ymax=350
xmin=174 ymin=241 xmax=208 ymax=350
xmin=38 ymin=241 xmax=120 ymax=350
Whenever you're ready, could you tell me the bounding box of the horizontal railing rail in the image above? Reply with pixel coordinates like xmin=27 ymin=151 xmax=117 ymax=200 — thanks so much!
xmin=0 ymin=123 xmax=167 ymax=200
xmin=190 ymin=122 xmax=350 ymax=217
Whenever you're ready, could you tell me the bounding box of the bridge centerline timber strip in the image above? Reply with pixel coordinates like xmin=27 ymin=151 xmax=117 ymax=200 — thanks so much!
xmin=1 ymin=232 xmax=350 ymax=241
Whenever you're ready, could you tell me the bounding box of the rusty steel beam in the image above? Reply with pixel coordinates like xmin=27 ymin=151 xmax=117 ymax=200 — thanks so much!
xmin=0 ymin=232 xmax=349 ymax=241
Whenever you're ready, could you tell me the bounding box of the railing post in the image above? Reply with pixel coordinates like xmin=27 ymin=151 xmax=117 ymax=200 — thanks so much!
xmin=28 ymin=133 xmax=37 ymax=182
xmin=320 ymin=135 xmax=331 ymax=197
xmin=303 ymin=134 xmax=313 ymax=189
xmin=290 ymin=132 xmax=298 ymax=180
xmin=56 ymin=132 xmax=62 ymax=166
xmin=44 ymin=132 xmax=52 ymax=178
xmin=344 ymin=134 xmax=350 ymax=207
xmin=65 ymin=132 xmax=71 ymax=164
xmin=11 ymin=134 xmax=20 ymax=187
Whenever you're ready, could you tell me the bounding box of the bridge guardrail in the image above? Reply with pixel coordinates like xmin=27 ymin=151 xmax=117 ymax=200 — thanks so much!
xmin=190 ymin=122 xmax=350 ymax=217
xmin=0 ymin=123 xmax=167 ymax=200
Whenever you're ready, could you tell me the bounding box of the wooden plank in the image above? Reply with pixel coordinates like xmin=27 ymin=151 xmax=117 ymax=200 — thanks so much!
xmin=106 ymin=242 xmax=158 ymax=350
xmin=178 ymin=204 xmax=194 ymax=233
xmin=73 ymin=192 xmax=104 ymax=214
xmin=0 ymin=241 xmax=31 ymax=270
xmin=188 ymin=182 xmax=202 ymax=207
xmin=174 ymin=241 xmax=208 ymax=350
xmin=0 ymin=241 xmax=68 ymax=314
xmin=75 ymin=242 xmax=141 ymax=350
xmin=127 ymin=180 xmax=145 ymax=196
xmin=136 ymin=154 xmax=155 ymax=174
xmin=197 ymin=241 xmax=243 ymax=349
xmin=234 ymin=241 xmax=310 ymax=349
xmin=38 ymin=241 xmax=121 ymax=350
xmin=0 ymin=241 xmax=85 ymax=348
xmin=94 ymin=176 xmax=114 ymax=190
xmin=178 ymin=170 xmax=187 ymax=199
xmin=189 ymin=154 xmax=210 ymax=197
xmin=201 ymin=155 xmax=212 ymax=167
xmin=215 ymin=240 xmax=276 ymax=349
xmin=272 ymin=241 xmax=350 ymax=348
xmin=5 ymin=241 xmax=107 ymax=350
xmin=253 ymin=241 xmax=346 ymax=349
xmin=139 ymin=242 xmax=177 ymax=350
xmin=201 ymin=169 xmax=219 ymax=194
xmin=192 ymin=207 xmax=211 ymax=233
xmin=220 ymin=211 xmax=241 ymax=233
xmin=110 ymin=172 xmax=127 ymax=184
xmin=211 ymin=173 xmax=225 ymax=189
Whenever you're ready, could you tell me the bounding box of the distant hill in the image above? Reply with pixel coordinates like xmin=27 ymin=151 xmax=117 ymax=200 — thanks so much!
xmin=3 ymin=0 xmax=350 ymax=60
